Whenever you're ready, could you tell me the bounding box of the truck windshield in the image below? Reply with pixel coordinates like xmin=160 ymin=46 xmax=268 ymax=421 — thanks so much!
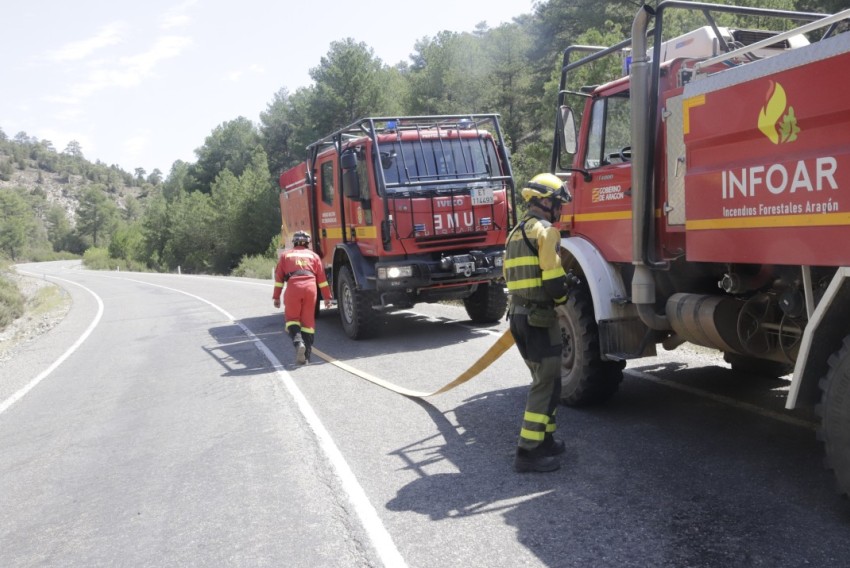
xmin=379 ymin=137 xmax=501 ymax=196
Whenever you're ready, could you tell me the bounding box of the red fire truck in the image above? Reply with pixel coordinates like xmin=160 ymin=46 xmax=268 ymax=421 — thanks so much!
xmin=551 ymin=1 xmax=850 ymax=494
xmin=278 ymin=115 xmax=515 ymax=339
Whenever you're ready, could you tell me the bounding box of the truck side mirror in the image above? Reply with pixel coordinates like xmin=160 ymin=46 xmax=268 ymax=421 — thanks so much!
xmin=341 ymin=150 xmax=361 ymax=199
xmin=558 ymin=106 xmax=577 ymax=155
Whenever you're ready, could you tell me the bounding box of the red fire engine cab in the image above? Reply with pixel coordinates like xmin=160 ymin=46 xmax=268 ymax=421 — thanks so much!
xmin=279 ymin=115 xmax=516 ymax=339
xmin=550 ymin=1 xmax=850 ymax=495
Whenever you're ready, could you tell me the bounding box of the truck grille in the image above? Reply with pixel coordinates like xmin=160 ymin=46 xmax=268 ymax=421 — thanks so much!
xmin=414 ymin=233 xmax=490 ymax=248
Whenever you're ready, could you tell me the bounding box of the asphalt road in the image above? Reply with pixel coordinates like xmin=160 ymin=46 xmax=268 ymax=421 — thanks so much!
xmin=2 ymin=260 xmax=849 ymax=568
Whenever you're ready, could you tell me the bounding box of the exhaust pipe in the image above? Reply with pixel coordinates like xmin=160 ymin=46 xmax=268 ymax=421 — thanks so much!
xmin=630 ymin=4 xmax=670 ymax=331
xmin=630 ymin=4 xmax=653 ymax=267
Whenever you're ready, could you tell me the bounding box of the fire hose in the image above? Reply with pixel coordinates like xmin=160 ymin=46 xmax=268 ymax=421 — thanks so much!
xmin=310 ymin=328 xmax=516 ymax=398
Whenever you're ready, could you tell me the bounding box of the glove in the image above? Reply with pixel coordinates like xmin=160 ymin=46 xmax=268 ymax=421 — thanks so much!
xmin=273 ymin=298 xmax=280 ymax=308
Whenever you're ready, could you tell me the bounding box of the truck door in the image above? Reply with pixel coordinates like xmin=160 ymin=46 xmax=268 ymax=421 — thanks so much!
xmin=574 ymin=89 xmax=633 ymax=262
xmin=316 ymin=157 xmax=341 ymax=258
xmin=342 ymin=146 xmax=378 ymax=257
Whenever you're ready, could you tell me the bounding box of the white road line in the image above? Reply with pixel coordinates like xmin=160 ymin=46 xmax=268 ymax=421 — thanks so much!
xmin=118 ymin=277 xmax=408 ymax=568
xmin=626 ymin=368 xmax=818 ymax=431
xmin=8 ymin=267 xmax=812 ymax=560
xmin=0 ymin=275 xmax=104 ymax=416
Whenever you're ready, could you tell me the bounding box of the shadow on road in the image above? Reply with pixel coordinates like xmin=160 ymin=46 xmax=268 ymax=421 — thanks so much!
xmin=630 ymin=360 xmax=813 ymax=419
xmin=204 ymin=315 xmax=284 ymax=377
xmin=317 ymin=307 xmax=504 ymax=360
xmin=207 ymin=306 xmax=850 ymax=566
xmin=385 ymin=368 xmax=850 ymax=567
xmin=205 ymin=309 xmax=503 ymax=374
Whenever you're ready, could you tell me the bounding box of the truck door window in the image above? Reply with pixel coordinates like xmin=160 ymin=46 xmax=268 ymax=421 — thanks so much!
xmin=357 ymin=158 xmax=372 ymax=223
xmin=321 ymin=161 xmax=334 ymax=205
xmin=584 ymin=93 xmax=631 ymax=169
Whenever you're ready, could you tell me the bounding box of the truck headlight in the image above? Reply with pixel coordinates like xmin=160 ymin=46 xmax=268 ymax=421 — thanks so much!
xmin=378 ymin=266 xmax=413 ymax=279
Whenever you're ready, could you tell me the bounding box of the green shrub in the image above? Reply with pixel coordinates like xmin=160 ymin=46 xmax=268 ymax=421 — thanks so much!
xmin=26 ymin=249 xmax=81 ymax=262
xmin=265 ymin=234 xmax=283 ymax=258
xmin=232 ymin=254 xmax=277 ymax=279
xmin=81 ymin=247 xmax=148 ymax=272
xmin=109 ymin=224 xmax=146 ymax=264
xmin=0 ymin=271 xmax=25 ymax=330
xmin=82 ymin=247 xmax=111 ymax=270
xmin=83 ymin=247 xmax=150 ymax=272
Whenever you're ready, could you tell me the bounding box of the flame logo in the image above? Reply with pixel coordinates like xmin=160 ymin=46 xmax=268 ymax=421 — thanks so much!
xmin=757 ymin=81 xmax=800 ymax=144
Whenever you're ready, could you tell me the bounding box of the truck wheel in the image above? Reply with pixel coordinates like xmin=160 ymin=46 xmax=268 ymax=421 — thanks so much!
xmin=338 ymin=266 xmax=378 ymax=340
xmin=817 ymin=334 xmax=850 ymax=497
xmin=463 ymin=282 xmax=507 ymax=323
xmin=558 ymin=287 xmax=625 ymax=406
xmin=723 ymin=352 xmax=792 ymax=378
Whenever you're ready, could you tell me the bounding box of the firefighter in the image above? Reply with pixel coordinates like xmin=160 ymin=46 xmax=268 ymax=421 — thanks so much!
xmin=504 ymin=172 xmax=572 ymax=473
xmin=273 ymin=231 xmax=333 ymax=364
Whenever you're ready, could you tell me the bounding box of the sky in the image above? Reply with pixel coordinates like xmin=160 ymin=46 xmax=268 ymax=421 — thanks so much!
xmin=1 ymin=0 xmax=535 ymax=177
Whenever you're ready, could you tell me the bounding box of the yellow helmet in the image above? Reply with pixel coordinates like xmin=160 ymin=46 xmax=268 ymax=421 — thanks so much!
xmin=521 ymin=173 xmax=569 ymax=203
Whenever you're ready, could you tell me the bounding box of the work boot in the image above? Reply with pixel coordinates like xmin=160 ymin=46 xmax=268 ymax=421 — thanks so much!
xmin=303 ymin=334 xmax=314 ymax=363
xmin=288 ymin=326 xmax=302 ymax=343
xmin=541 ymin=435 xmax=566 ymax=457
xmin=295 ymin=341 xmax=307 ymax=364
xmin=514 ymin=447 xmax=560 ymax=473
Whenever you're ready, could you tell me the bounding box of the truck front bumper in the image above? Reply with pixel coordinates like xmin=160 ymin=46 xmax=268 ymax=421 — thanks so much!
xmin=374 ymin=250 xmax=504 ymax=292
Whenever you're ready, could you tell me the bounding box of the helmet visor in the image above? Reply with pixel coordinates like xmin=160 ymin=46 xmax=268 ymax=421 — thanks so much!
xmin=526 ymin=181 xmax=568 ymax=203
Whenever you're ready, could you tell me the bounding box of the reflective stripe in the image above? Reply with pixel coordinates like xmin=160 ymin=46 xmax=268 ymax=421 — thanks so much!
xmin=524 ymin=410 xmax=550 ymax=424
xmin=301 ymin=326 xmax=315 ymax=333
xmin=318 ymin=281 xmax=329 ymax=289
xmin=505 ymin=215 xmax=550 ymax=305
xmin=542 ymin=268 xmax=564 ymax=281
xmin=507 ymin=277 xmax=543 ymax=291
xmin=520 ymin=427 xmax=546 ymax=441
xmin=504 ymin=256 xmax=538 ymax=269
xmin=275 ymin=282 xmax=284 ymax=288
xmin=546 ymin=423 xmax=556 ymax=433
xmin=285 ymin=250 xmax=318 ymax=260
xmin=285 ymin=320 xmax=302 ymax=329
xmin=285 ymin=269 xmax=313 ymax=280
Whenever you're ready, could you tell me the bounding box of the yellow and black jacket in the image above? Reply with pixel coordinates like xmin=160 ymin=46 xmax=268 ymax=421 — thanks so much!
xmin=504 ymin=213 xmax=569 ymax=307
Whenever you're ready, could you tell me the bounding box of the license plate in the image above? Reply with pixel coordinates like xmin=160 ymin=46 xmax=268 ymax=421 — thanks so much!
xmin=471 ymin=186 xmax=494 ymax=205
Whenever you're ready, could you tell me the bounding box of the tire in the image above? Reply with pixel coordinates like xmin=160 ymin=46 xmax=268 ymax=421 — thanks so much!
xmin=724 ymin=352 xmax=793 ymax=378
xmin=463 ymin=282 xmax=508 ymax=323
xmin=558 ymin=287 xmax=625 ymax=406
xmin=337 ymin=265 xmax=379 ymax=340
xmin=817 ymin=334 xmax=850 ymax=497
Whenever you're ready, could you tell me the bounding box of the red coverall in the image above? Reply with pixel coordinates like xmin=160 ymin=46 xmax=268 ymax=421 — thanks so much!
xmin=272 ymin=246 xmax=332 ymax=362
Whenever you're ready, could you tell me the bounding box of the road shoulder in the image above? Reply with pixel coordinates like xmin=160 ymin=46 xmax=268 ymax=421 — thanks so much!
xmin=0 ymin=272 xmax=72 ymax=364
